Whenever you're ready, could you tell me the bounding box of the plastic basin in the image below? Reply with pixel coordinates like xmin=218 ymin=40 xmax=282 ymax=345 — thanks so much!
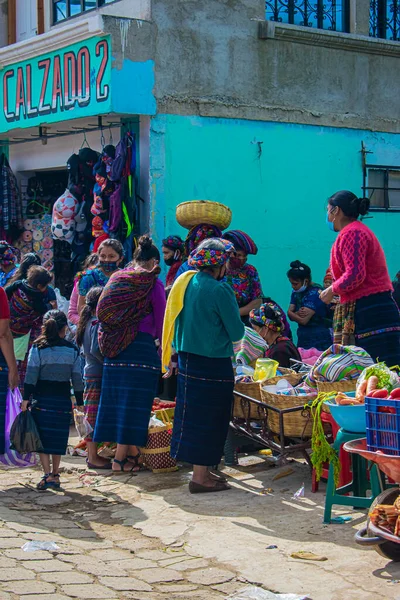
xmin=325 ymin=394 xmax=366 ymax=433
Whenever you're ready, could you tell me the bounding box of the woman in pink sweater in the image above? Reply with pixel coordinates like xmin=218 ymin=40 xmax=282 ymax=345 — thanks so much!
xmin=321 ymin=190 xmax=400 ymax=365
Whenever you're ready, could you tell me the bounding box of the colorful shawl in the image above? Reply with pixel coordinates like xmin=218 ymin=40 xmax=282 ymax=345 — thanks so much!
xmin=305 ymin=343 xmax=373 ymax=389
xmin=162 ymin=270 xmax=197 ymax=372
xmin=185 ymin=224 xmax=222 ymax=256
xmin=7 ymin=282 xmax=48 ymax=337
xmin=233 ymin=326 xmax=268 ymax=366
xmin=223 ymin=230 xmax=258 ymax=255
xmin=97 ymin=265 xmax=160 ymax=358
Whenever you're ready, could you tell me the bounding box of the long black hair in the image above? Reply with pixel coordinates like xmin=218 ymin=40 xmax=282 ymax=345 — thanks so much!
xmin=328 ymin=190 xmax=370 ymax=219
xmin=76 ymin=286 xmax=103 ymax=347
xmin=34 ymin=310 xmax=67 ymax=349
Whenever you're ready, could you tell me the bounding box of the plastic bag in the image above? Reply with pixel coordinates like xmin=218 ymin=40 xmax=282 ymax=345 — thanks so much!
xmin=357 ymin=362 xmax=400 ymax=394
xmin=73 ymin=408 xmax=93 ymax=439
xmin=0 ymin=389 xmax=37 ymax=467
xmin=22 ymin=541 xmax=60 ymax=552
xmin=228 ymin=587 xmax=309 ymax=600
xmin=149 ymin=415 xmax=165 ymax=429
xmin=10 ymin=409 xmax=44 ymax=454
xmin=54 ymin=288 xmax=70 ymax=315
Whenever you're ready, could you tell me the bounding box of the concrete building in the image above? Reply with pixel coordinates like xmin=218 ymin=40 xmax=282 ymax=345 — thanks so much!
xmin=0 ymin=0 xmax=399 ymax=306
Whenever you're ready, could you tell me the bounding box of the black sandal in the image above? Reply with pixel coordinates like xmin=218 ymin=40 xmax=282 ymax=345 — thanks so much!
xmin=127 ymin=451 xmax=146 ymax=471
xmin=113 ymin=458 xmax=137 ymax=474
xmin=37 ymin=474 xmax=58 ymax=491
xmin=51 ymin=473 xmax=61 ymax=489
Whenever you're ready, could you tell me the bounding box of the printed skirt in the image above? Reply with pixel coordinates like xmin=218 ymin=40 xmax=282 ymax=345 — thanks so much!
xmin=83 ymin=376 xmax=102 ymax=441
xmin=93 ymin=332 xmax=160 ymax=447
xmin=0 ymin=353 xmax=8 ymax=455
xmin=355 ymin=291 xmax=400 ymax=366
xmin=31 ymin=394 xmax=72 ymax=455
xmin=171 ymin=352 xmax=234 ymax=466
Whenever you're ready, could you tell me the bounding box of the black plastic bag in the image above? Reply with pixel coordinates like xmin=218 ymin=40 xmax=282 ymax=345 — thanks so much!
xmin=10 ymin=411 xmax=44 ymax=454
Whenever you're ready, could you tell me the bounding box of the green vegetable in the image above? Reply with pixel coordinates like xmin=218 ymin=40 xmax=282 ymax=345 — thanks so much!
xmin=362 ymin=362 xmax=398 ymax=393
xmin=309 ymin=392 xmax=340 ymax=487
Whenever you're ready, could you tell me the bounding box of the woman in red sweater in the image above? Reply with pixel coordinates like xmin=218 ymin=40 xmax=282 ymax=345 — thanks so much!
xmin=320 ymin=190 xmax=400 ymax=365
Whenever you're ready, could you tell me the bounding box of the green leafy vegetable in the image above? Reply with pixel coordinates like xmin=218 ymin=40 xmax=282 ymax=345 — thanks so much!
xmin=310 ymin=392 xmax=340 ymax=487
xmin=362 ymin=362 xmax=398 ymax=393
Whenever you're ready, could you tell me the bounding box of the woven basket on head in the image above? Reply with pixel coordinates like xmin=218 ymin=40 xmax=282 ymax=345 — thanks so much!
xmin=176 ymin=200 xmax=232 ymax=230
xmin=260 ymin=389 xmax=315 ymax=438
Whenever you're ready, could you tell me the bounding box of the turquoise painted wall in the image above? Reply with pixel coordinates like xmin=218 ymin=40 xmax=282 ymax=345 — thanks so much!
xmin=149 ymin=114 xmax=400 ymax=313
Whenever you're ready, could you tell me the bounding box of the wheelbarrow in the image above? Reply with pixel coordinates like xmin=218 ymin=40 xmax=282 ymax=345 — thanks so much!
xmin=344 ymin=438 xmax=400 ymax=561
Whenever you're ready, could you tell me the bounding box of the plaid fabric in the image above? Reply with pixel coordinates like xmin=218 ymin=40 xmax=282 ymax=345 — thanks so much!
xmin=93 ymin=332 xmax=160 ymax=446
xmin=333 ymin=301 xmax=356 ymax=345
xmin=83 ymin=377 xmax=102 ymax=441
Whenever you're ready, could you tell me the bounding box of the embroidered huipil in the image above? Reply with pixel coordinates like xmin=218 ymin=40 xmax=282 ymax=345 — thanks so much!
xmin=224 ymin=264 xmax=262 ymax=307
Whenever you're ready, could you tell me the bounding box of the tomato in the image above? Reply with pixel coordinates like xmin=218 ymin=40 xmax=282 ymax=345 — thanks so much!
xmin=370 ymin=389 xmax=389 ymax=398
xmin=389 ymin=388 xmax=400 ymax=400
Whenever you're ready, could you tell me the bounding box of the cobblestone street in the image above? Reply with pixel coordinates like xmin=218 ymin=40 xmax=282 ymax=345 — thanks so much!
xmin=2 ymin=450 xmax=400 ymax=600
xmin=0 ymin=463 xmax=244 ymax=600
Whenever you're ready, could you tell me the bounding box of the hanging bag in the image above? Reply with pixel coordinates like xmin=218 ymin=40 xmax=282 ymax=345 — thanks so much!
xmin=0 ymin=389 xmax=37 ymax=467
xmin=141 ymin=409 xmax=178 ymax=474
xmin=10 ymin=405 xmax=44 ymax=455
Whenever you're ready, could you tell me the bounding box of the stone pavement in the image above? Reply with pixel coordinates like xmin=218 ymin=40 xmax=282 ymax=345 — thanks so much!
xmin=2 ymin=450 xmax=400 ymax=600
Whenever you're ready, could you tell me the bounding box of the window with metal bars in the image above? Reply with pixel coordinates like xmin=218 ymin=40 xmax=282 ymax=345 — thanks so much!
xmin=265 ymin=1 xmax=350 ymax=32
xmin=370 ymin=0 xmax=400 ymax=41
xmin=53 ymin=0 xmax=117 ymax=24
xmin=363 ymin=166 xmax=400 ymax=211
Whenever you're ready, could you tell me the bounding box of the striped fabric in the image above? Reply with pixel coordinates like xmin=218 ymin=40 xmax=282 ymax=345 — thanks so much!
xmin=97 ymin=266 xmax=160 ymax=359
xmin=233 ymin=326 xmax=268 ymax=366
xmin=355 ymin=291 xmax=400 ymax=366
xmin=93 ymin=332 xmax=160 ymax=447
xmin=171 ymin=352 xmax=234 ymax=466
xmin=305 ymin=343 xmax=374 ymax=389
xmin=0 ymin=353 xmax=8 ymax=454
xmin=83 ymin=377 xmax=102 ymax=441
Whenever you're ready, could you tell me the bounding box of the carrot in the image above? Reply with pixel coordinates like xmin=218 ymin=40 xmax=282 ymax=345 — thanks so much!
xmin=366 ymin=376 xmax=379 ymax=395
xmin=358 ymin=380 xmax=368 ymax=396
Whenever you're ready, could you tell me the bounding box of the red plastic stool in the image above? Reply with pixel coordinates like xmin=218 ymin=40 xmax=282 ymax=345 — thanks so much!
xmin=311 ymin=410 xmax=352 ymax=492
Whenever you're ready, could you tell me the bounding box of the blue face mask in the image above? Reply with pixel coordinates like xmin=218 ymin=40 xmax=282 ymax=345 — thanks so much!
xmin=326 ymin=211 xmax=336 ymax=232
xmin=294 ymin=284 xmax=307 ymax=294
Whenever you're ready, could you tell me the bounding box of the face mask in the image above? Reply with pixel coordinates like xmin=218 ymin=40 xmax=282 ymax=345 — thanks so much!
xmin=100 ymin=261 xmax=119 ymax=273
xmin=294 ymin=284 xmax=307 ymax=294
xmin=164 ymin=257 xmax=176 ymax=267
xmin=229 ymin=257 xmax=246 ymax=270
xmin=326 ymin=210 xmax=336 ymax=232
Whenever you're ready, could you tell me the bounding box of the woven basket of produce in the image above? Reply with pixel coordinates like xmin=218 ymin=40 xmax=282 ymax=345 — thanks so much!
xmin=260 ymin=389 xmax=315 ymax=437
xmin=265 ymin=368 xmax=303 ymax=387
xmin=233 ymin=381 xmax=266 ymax=419
xmin=176 ymin=200 xmax=232 ymax=230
